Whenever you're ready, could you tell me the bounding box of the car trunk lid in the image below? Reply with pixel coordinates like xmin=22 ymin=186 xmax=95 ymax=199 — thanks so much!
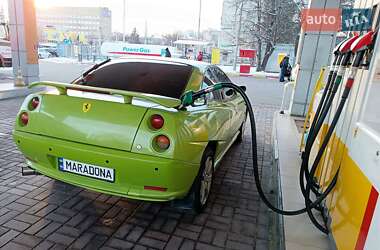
xmin=18 ymin=82 xmax=182 ymax=151
xmin=30 ymin=94 xmax=148 ymax=151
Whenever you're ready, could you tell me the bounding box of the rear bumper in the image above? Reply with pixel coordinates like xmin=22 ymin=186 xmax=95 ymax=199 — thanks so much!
xmin=13 ymin=130 xmax=200 ymax=201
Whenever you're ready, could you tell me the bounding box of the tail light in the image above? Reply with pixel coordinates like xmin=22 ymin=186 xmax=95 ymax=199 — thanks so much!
xmin=150 ymin=114 xmax=164 ymax=130
xmin=30 ymin=97 xmax=40 ymax=110
xmin=155 ymin=135 xmax=170 ymax=150
xmin=20 ymin=112 xmax=29 ymax=126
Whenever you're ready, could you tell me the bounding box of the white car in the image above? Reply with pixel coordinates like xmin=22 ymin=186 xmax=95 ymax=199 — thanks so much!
xmin=38 ymin=48 xmax=57 ymax=59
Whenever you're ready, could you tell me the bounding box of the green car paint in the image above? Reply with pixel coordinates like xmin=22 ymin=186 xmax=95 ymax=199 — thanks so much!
xmin=13 ymin=59 xmax=246 ymax=202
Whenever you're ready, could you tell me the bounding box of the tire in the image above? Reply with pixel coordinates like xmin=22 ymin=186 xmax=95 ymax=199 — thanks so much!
xmin=191 ymin=147 xmax=214 ymax=213
xmin=236 ymin=111 xmax=247 ymax=143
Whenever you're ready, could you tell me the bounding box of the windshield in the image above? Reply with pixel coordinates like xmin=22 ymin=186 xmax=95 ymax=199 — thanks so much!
xmin=73 ymin=61 xmax=193 ymax=99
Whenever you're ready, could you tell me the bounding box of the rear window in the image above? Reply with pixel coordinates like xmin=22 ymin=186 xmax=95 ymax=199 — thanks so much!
xmin=74 ymin=61 xmax=193 ymax=99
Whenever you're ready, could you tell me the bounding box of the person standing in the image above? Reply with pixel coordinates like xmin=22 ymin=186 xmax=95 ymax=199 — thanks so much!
xmin=279 ymin=55 xmax=291 ymax=82
xmin=165 ymin=48 xmax=171 ymax=57
xmin=197 ymin=51 xmax=203 ymax=61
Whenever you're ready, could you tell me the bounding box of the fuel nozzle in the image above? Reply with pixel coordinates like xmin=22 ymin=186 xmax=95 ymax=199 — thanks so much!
xmin=338 ymin=35 xmax=360 ymax=67
xmin=350 ymin=30 xmax=375 ymax=68
xmin=180 ymin=83 xmax=224 ymax=107
xmin=351 ymin=30 xmax=374 ymax=53
xmin=331 ymin=36 xmax=351 ymax=66
xmin=344 ymin=31 xmax=375 ymax=93
xmin=352 ymin=31 xmax=375 ymax=69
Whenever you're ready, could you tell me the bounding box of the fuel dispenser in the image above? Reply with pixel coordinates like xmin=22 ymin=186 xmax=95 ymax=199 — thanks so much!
xmin=306 ymin=2 xmax=380 ymax=248
xmin=312 ymin=7 xmax=380 ymax=249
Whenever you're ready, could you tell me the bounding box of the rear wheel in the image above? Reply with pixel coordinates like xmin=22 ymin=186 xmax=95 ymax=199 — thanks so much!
xmin=191 ymin=148 xmax=214 ymax=213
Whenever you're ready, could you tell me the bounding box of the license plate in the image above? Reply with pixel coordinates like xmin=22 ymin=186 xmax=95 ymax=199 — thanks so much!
xmin=58 ymin=157 xmax=114 ymax=182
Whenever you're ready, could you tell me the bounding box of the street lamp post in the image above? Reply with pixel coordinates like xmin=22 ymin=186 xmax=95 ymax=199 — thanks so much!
xmin=122 ymin=0 xmax=126 ymax=42
xmin=232 ymin=1 xmax=243 ymax=72
xmin=197 ymin=0 xmax=201 ymax=40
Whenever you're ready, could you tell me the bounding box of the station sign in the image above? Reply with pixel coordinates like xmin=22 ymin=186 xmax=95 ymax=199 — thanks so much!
xmin=239 ymin=49 xmax=256 ymax=58
xmin=101 ymin=42 xmax=176 ymax=57
xmin=211 ymin=48 xmax=220 ymax=64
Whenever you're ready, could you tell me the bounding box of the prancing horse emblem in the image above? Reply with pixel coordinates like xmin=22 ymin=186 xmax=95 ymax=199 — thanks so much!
xmin=82 ymin=103 xmax=91 ymax=112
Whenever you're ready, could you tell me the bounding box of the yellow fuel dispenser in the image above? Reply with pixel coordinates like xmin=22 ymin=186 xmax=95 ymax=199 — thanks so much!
xmin=309 ymin=2 xmax=380 ymax=248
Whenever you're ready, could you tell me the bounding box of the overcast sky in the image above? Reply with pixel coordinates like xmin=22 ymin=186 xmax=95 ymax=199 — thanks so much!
xmin=30 ymin=0 xmax=223 ymax=36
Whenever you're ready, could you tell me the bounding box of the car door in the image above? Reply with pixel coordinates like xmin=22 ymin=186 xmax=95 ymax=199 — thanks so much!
xmin=210 ymin=66 xmax=245 ymax=140
xmin=200 ymin=69 xmax=232 ymax=159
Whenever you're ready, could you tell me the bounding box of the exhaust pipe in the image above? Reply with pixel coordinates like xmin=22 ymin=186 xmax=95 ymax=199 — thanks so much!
xmin=21 ymin=166 xmax=41 ymax=176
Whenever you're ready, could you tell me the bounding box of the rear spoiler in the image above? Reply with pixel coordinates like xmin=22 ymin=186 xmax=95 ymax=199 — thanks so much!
xmin=29 ymin=81 xmax=182 ymax=108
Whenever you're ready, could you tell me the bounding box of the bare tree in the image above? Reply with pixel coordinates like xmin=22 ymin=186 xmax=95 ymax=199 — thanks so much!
xmin=128 ymin=28 xmax=141 ymax=44
xmin=229 ymin=0 xmax=300 ymax=71
xmin=162 ymin=32 xmax=182 ymax=46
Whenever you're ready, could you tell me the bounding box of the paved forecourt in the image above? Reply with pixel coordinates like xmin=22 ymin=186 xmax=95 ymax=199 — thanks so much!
xmin=0 ymin=77 xmax=282 ymax=249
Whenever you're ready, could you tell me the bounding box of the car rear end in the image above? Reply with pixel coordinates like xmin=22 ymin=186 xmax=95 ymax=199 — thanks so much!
xmin=13 ymin=59 xmax=205 ymax=201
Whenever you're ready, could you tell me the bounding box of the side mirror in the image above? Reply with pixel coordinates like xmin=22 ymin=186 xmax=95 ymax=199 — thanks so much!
xmin=225 ymin=89 xmax=235 ymax=96
xmin=240 ymin=86 xmax=247 ymax=92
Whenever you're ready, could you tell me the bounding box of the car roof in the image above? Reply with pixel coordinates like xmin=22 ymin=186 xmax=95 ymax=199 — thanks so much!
xmin=116 ymin=56 xmax=210 ymax=72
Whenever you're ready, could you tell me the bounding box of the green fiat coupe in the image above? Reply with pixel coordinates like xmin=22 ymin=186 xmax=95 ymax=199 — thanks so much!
xmin=13 ymin=57 xmax=247 ymax=212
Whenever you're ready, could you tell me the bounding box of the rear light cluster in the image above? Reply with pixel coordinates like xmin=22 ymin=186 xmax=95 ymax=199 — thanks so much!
xmin=30 ymin=97 xmax=40 ymax=110
xmin=155 ymin=135 xmax=170 ymax=150
xmin=150 ymin=114 xmax=164 ymax=129
xmin=149 ymin=114 xmax=170 ymax=151
xmin=20 ymin=112 xmax=29 ymax=126
xmin=20 ymin=97 xmax=40 ymax=126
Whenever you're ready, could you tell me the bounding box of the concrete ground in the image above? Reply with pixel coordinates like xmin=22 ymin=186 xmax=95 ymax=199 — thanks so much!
xmin=0 ymin=75 xmax=283 ymax=249
xmin=232 ymin=76 xmax=283 ymax=106
xmin=273 ymin=113 xmax=331 ymax=250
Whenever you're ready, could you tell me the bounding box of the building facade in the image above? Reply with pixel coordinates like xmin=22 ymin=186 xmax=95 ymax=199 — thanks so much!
xmin=220 ymin=0 xmax=256 ymax=65
xmin=36 ymin=6 xmax=112 ymax=44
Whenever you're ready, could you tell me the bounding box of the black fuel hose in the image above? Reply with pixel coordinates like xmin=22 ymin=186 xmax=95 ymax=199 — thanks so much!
xmin=303 ymin=49 xmax=367 ymax=233
xmin=214 ymin=83 xmax=340 ymax=217
xmin=304 ymin=52 xmax=350 ymax=152
xmin=297 ymin=52 xmax=353 ymax=233
xmin=300 ymin=53 xmax=345 ymax=197
xmin=300 ymin=52 xmax=351 ymax=201
xmin=209 ymin=34 xmax=372 ymax=234
xmin=307 ymin=54 xmax=340 ymax=142
xmin=186 ymin=70 xmax=357 ymax=232
xmin=299 ymin=72 xmax=343 ymax=198
xmin=302 ymin=60 xmax=339 ymax=194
